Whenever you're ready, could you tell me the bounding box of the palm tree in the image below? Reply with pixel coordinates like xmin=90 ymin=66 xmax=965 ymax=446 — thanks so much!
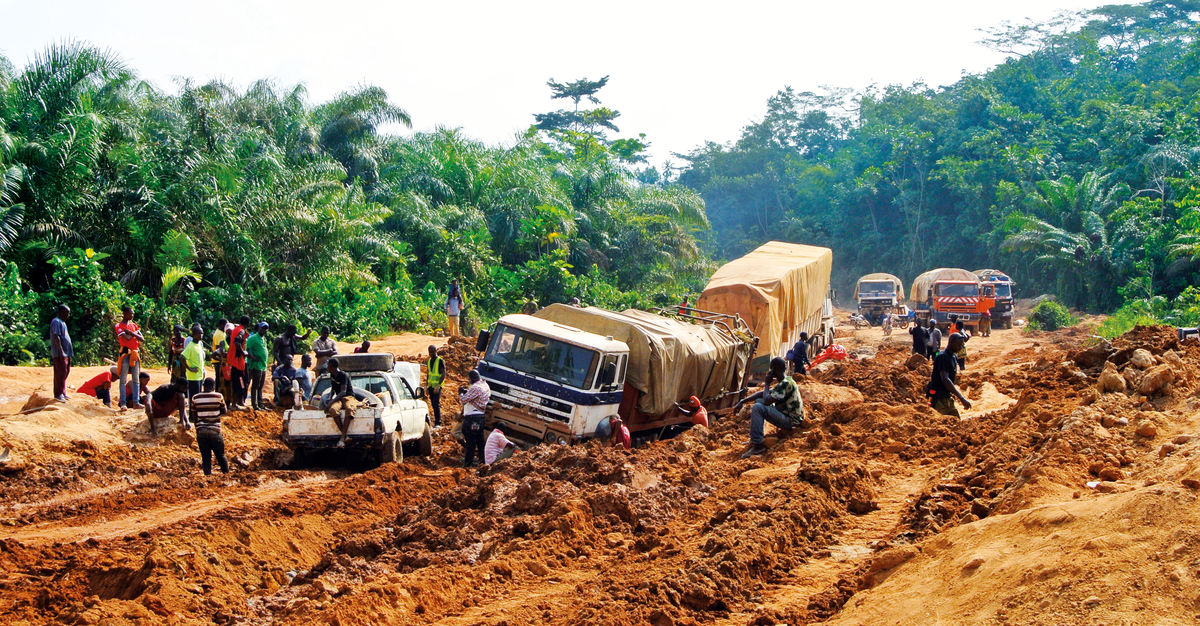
xmin=313 ymin=86 xmax=411 ymax=186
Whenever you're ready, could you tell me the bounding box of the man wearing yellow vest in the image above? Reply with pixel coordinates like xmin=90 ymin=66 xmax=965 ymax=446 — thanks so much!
xmin=426 ymin=345 xmax=446 ymax=427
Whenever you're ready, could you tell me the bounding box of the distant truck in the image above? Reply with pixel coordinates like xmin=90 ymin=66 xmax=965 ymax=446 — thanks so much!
xmin=910 ymin=268 xmax=995 ymax=332
xmin=474 ymin=304 xmax=756 ymax=445
xmin=697 ymin=241 xmax=835 ymax=370
xmin=854 ymin=273 xmax=904 ymax=325
xmin=974 ymin=269 xmax=1016 ymax=329
xmin=281 ymin=353 xmax=432 ymax=465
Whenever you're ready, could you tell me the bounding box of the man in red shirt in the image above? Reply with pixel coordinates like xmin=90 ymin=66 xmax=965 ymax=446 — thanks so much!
xmin=676 ymin=395 xmax=709 ymax=428
xmin=79 ymin=367 xmax=119 ymax=407
xmin=610 ymin=417 xmax=631 ymax=450
xmin=114 ymin=305 xmax=145 ymax=409
xmin=227 ymin=316 xmax=250 ymax=409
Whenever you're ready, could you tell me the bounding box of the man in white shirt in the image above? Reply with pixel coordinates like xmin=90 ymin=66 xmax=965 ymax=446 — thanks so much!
xmin=458 ymin=370 xmax=490 ymax=466
xmin=484 ymin=424 xmax=516 ymax=465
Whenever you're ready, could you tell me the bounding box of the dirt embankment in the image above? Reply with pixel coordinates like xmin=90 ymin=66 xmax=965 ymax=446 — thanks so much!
xmin=2 ymin=322 xmax=1200 ymax=624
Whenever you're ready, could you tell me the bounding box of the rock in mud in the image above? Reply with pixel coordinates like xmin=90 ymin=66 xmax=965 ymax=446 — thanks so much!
xmin=1073 ymin=341 xmax=1112 ymax=368
xmin=1135 ymin=420 xmax=1158 ymax=438
xmin=869 ymin=546 xmax=918 ymax=574
xmin=1137 ymin=364 xmax=1174 ymax=396
xmin=1098 ymin=467 xmax=1124 ymax=481
xmin=1096 ymin=362 xmax=1125 ymax=394
xmin=1129 ymin=349 xmax=1156 ymax=369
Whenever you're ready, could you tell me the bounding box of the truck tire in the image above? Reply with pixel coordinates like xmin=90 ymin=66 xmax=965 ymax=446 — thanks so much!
xmin=1004 ymin=319 xmax=1013 ymax=330
xmin=378 ymin=431 xmax=402 ymax=465
xmin=417 ymin=423 xmax=433 ymax=457
xmin=292 ymin=448 xmax=308 ymax=468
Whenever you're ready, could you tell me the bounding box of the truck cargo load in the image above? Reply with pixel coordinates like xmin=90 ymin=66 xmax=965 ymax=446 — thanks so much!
xmin=854 ymin=273 xmax=904 ymax=300
xmin=532 ymin=304 xmax=752 ymax=417
xmin=696 ymin=241 xmax=834 ymax=362
xmin=909 ymin=268 xmax=979 ymax=302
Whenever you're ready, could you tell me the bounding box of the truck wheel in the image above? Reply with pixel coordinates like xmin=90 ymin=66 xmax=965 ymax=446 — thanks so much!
xmin=378 ymin=431 xmax=402 ymax=465
xmin=292 ymin=448 xmax=307 ymax=468
xmin=418 ymin=423 xmax=433 ymax=457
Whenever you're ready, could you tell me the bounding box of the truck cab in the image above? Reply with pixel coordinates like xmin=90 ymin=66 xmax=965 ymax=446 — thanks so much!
xmin=476 ymin=315 xmax=629 ymax=445
xmin=921 ymin=281 xmax=995 ymax=331
xmin=982 ymin=274 xmax=1016 ymax=329
xmin=856 ymin=280 xmax=898 ymax=325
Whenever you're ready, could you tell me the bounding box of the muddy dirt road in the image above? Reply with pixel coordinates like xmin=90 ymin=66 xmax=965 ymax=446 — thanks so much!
xmin=2 ymin=322 xmax=1200 ymax=624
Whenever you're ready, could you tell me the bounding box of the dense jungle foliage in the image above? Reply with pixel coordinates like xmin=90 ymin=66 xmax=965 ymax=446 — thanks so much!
xmin=679 ymin=1 xmax=1200 ymax=337
xmin=6 ymin=1 xmax=1200 ymax=364
xmin=0 ymin=58 xmax=708 ymax=364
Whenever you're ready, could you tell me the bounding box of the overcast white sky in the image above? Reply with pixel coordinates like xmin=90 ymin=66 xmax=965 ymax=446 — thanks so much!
xmin=1 ymin=0 xmax=1123 ymax=164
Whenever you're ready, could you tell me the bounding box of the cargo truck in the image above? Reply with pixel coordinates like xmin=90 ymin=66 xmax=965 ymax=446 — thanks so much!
xmin=974 ymin=269 xmax=1016 ymax=329
xmin=910 ymin=268 xmax=995 ymax=333
xmin=474 ymin=305 xmax=756 ymax=445
xmin=696 ymin=241 xmax=835 ymax=370
xmin=854 ymin=273 xmax=904 ymax=325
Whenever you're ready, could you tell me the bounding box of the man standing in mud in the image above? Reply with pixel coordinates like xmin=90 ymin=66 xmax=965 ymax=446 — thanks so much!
xmin=426 ymin=345 xmax=445 ymax=428
xmin=115 ymin=305 xmax=145 ymax=409
xmin=926 ymin=319 xmax=942 ymax=359
xmin=50 ymin=304 xmax=73 ymax=402
xmin=928 ymin=333 xmax=972 ymax=417
xmin=312 ymin=326 xmax=337 ymax=372
xmin=735 ymin=357 xmax=804 ymax=458
xmin=459 ymin=370 xmax=490 ymax=466
xmin=909 ymin=318 xmax=928 ymax=357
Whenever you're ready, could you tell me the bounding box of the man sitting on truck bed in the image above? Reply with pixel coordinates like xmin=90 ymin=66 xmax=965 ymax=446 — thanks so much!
xmin=736 ymin=357 xmax=805 ymax=458
xmin=325 ymin=358 xmax=357 ymax=448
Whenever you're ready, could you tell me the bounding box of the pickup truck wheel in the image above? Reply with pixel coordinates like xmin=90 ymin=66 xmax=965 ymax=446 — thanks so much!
xmin=1004 ymin=319 xmax=1013 ymax=330
xmin=418 ymin=423 xmax=433 ymax=457
xmin=378 ymin=431 xmax=402 ymax=465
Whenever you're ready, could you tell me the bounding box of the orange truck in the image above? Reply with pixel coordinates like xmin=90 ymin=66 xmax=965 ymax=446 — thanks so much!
xmin=910 ymin=268 xmax=995 ymax=332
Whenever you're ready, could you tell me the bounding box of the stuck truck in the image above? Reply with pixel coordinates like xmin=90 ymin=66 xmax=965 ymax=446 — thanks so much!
xmin=696 ymin=241 xmax=835 ymax=370
xmin=281 ymin=353 xmax=432 ymax=465
xmin=974 ymin=269 xmax=1016 ymax=329
xmin=475 ymin=304 xmax=756 ymax=445
xmin=910 ymin=268 xmax=995 ymax=332
xmin=854 ymin=273 xmax=904 ymax=325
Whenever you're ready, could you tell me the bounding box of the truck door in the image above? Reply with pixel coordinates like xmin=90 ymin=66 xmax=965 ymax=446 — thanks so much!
xmin=389 ymin=375 xmax=423 ymax=438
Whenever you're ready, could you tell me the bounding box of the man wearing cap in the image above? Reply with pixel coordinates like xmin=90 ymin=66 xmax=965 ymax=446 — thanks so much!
xmin=246 ymin=322 xmax=270 ymax=410
xmin=675 ymin=396 xmax=709 ymax=429
xmin=735 ymin=357 xmax=805 ymax=458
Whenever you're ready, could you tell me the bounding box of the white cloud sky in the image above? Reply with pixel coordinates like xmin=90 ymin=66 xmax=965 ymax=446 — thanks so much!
xmin=0 ymin=0 xmax=1122 ymax=164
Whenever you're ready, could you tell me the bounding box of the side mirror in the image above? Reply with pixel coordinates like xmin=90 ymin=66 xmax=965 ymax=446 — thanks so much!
xmin=599 ymin=362 xmax=617 ymax=386
xmin=475 ymin=330 xmax=491 ymax=353
xmin=414 ymin=386 xmax=425 ymax=399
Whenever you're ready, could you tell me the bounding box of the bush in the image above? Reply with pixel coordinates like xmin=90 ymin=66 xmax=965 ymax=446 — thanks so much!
xmin=1097 ymin=299 xmax=1163 ymax=339
xmin=0 ymin=260 xmax=43 ymax=365
xmin=1027 ymin=299 xmax=1075 ymax=331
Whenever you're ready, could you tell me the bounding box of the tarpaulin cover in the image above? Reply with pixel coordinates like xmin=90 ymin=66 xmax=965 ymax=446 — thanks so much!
xmin=853 ymin=273 xmax=905 ymax=300
xmin=534 ymin=304 xmax=750 ymax=416
xmin=696 ymin=241 xmax=832 ymax=359
xmin=973 ymin=269 xmax=1012 ymax=282
xmin=909 ymin=268 xmax=980 ymax=301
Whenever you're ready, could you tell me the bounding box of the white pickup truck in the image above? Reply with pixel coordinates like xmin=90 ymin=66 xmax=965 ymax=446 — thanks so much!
xmin=281 ymin=353 xmax=432 ymax=465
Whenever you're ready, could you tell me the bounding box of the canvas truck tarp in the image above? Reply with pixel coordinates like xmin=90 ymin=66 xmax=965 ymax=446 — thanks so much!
xmin=909 ymin=268 xmax=980 ymax=301
xmin=534 ymin=304 xmax=749 ymax=416
xmin=696 ymin=242 xmax=832 ymax=359
xmin=853 ymin=273 xmax=905 ymax=300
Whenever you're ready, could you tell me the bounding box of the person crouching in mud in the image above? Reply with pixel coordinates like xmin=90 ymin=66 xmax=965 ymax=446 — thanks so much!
xmin=735 ymin=357 xmax=804 ymax=458
xmin=928 ymin=333 xmax=972 ymax=417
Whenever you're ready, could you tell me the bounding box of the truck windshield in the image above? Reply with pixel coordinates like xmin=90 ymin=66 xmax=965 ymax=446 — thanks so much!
xmin=936 ymin=283 xmax=978 ymax=297
xmin=859 ymin=281 xmax=895 ymax=294
xmin=994 ymin=284 xmax=1012 ymax=298
xmin=487 ymin=325 xmax=599 ymax=389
